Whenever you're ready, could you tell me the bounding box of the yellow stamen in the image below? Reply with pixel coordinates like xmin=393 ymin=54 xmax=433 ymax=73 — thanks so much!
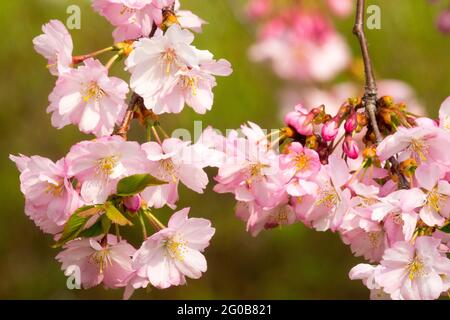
xmin=165 ymin=236 xmax=188 ymax=261
xmin=83 ymin=82 xmax=105 ymax=102
xmin=315 ymin=183 xmax=340 ymax=209
xmin=410 ymin=139 xmax=429 ymax=162
xmin=407 ymin=256 xmax=424 ymax=280
xmin=96 ymin=155 xmax=119 ymax=176
xmin=90 ymin=248 xmax=112 ymax=274
xmin=426 ymin=187 xmax=447 ymax=213
xmin=295 ymin=154 xmax=310 ymax=172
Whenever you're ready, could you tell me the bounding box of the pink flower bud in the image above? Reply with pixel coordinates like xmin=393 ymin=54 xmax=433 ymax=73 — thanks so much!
xmin=344 ymin=112 xmax=357 ymax=133
xmin=284 ymin=104 xmax=314 ymax=136
xmin=246 ymin=0 xmax=272 ymax=19
xmin=124 ymin=195 xmax=142 ymax=213
xmin=437 ymin=10 xmax=450 ymax=34
xmin=321 ymin=118 xmax=339 ymax=141
xmin=343 ymin=135 xmax=359 ymax=159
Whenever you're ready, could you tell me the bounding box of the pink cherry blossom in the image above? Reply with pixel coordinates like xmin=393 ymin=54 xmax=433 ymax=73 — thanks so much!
xmin=48 ymin=58 xmax=129 ymax=137
xmin=283 ymin=104 xmax=314 ymax=136
xmin=65 ymin=136 xmax=148 ymax=204
xmin=92 ymin=0 xmax=169 ymax=42
xmin=153 ymin=58 xmax=232 ymax=114
xmin=141 ymin=138 xmax=210 ymax=208
xmin=132 ymin=208 xmax=215 ymax=289
xmin=56 ymin=235 xmax=136 ymax=289
xmin=280 ymin=142 xmax=320 ymax=179
xmin=439 ymin=96 xmax=450 ymax=132
xmin=236 ymin=199 xmax=295 ymax=237
xmin=125 ymin=25 xmax=201 ymax=111
xmin=33 ymin=20 xmax=73 ymax=76
xmin=377 ymin=126 xmax=450 ymax=166
xmin=415 ymin=164 xmax=450 ymax=227
xmin=321 ymin=118 xmax=340 ymax=142
xmin=376 ymin=236 xmax=450 ymax=300
xmin=349 ymin=264 xmax=390 ymax=300
xmin=213 ymin=123 xmax=286 ymax=209
xmin=10 ymin=154 xmax=82 ymax=234
xmin=437 ymin=9 xmax=450 ymax=34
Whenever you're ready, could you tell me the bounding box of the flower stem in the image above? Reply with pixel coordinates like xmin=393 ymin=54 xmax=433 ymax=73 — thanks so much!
xmin=105 ymin=54 xmax=120 ymax=69
xmin=144 ymin=210 xmax=165 ymax=231
xmin=138 ymin=212 xmax=148 ymax=239
xmin=72 ymin=46 xmax=116 ymax=65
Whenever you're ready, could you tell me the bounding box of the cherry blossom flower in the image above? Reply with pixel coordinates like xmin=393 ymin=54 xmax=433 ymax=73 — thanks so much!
xmin=153 ymin=58 xmax=232 ymax=114
xmin=349 ymin=264 xmax=390 ymax=300
xmin=92 ymin=0 xmax=170 ymax=42
xmin=377 ymin=126 xmax=450 ymax=166
xmin=326 ymin=0 xmax=354 ymax=17
xmin=236 ymin=199 xmax=296 ymax=237
xmin=65 ymin=136 xmax=147 ymax=204
xmin=10 ymin=154 xmax=82 ymax=234
xmin=376 ymin=236 xmax=450 ymax=300
xmin=48 ymin=58 xmax=129 ymax=137
xmin=125 ymin=24 xmax=201 ymax=111
xmin=141 ymin=138 xmax=210 ymax=208
xmin=132 ymin=208 xmax=215 ymax=289
xmin=56 ymin=235 xmax=136 ymax=289
xmin=283 ymin=104 xmax=314 ymax=136
xmin=33 ymin=20 xmax=73 ymax=76
xmin=415 ymin=164 xmax=450 ymax=227
xmin=439 ymin=96 xmax=450 ymax=132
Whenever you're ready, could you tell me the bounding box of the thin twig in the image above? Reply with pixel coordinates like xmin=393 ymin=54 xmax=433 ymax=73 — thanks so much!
xmin=353 ymin=0 xmax=409 ymax=189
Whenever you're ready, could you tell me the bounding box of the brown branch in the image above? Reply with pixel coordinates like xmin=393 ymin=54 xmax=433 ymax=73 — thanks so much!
xmin=353 ymin=0 xmax=382 ymax=144
xmin=353 ymin=0 xmax=409 ymax=189
xmin=115 ymin=23 xmax=159 ymax=139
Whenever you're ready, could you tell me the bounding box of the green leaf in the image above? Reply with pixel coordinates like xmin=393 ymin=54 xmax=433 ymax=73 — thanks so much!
xmin=77 ymin=214 xmax=112 ymax=239
xmin=105 ymin=202 xmax=133 ymax=226
xmin=440 ymin=224 xmax=450 ymax=234
xmin=116 ymin=174 xmax=167 ymax=196
xmin=52 ymin=205 xmax=105 ymax=248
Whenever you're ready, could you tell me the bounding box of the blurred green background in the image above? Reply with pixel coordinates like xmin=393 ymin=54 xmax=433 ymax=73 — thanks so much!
xmin=1 ymin=0 xmax=449 ymax=299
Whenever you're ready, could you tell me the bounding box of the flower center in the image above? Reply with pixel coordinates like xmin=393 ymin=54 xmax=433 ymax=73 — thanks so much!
xmin=162 ymin=48 xmax=177 ymax=74
xmin=410 ymin=138 xmax=429 ymax=162
xmin=158 ymin=159 xmax=178 ymax=183
xmin=407 ymin=256 xmax=425 ymax=280
xmin=426 ymin=187 xmax=446 ymax=213
xmin=246 ymin=162 xmax=269 ymax=185
xmin=165 ymin=236 xmax=188 ymax=261
xmin=96 ymin=155 xmax=119 ymax=176
xmin=295 ymin=154 xmax=310 ymax=172
xmin=83 ymin=82 xmax=105 ymax=102
xmin=368 ymin=231 xmax=382 ymax=247
xmin=270 ymin=206 xmax=290 ymax=225
xmin=46 ymin=181 xmax=64 ymax=196
xmin=315 ymin=182 xmax=340 ymax=209
xmin=90 ymin=248 xmax=112 ymax=274
xmin=181 ymin=75 xmax=198 ymax=96
xmin=120 ymin=5 xmax=136 ymax=15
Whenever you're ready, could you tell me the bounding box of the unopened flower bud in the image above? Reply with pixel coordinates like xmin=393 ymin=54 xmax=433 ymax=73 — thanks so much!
xmin=321 ymin=118 xmax=340 ymax=142
xmin=378 ymin=96 xmax=394 ymax=108
xmin=343 ymin=135 xmax=359 ymax=159
xmin=362 ymin=146 xmax=377 ymax=159
xmin=344 ymin=111 xmax=357 ymax=133
xmin=284 ymin=104 xmax=314 ymax=136
xmin=161 ymin=9 xmax=180 ymax=31
xmin=124 ymin=195 xmax=142 ymax=213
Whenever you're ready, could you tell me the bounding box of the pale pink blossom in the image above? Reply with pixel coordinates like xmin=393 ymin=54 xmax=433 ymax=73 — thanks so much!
xmin=372 ymin=188 xmax=425 ymax=244
xmin=283 ymin=104 xmax=314 ymax=136
xmin=236 ymin=199 xmax=295 ymax=237
xmin=245 ymin=0 xmax=272 ymax=20
xmin=349 ymin=264 xmax=390 ymax=300
xmin=141 ymin=138 xmax=210 ymax=208
xmin=132 ymin=208 xmax=215 ymax=289
xmin=280 ymin=142 xmax=320 ymax=179
xmin=48 ymin=58 xmax=129 ymax=137
xmin=173 ymin=0 xmax=207 ymax=33
xmin=65 ymin=136 xmax=148 ymax=204
xmin=125 ymin=25 xmax=202 ymax=112
xmin=92 ymin=0 xmax=168 ymax=42
xmin=153 ymin=58 xmax=232 ymax=114
xmin=415 ymin=164 xmax=450 ymax=227
xmin=10 ymin=154 xmax=81 ymax=234
xmin=439 ymin=96 xmax=450 ymax=132
xmin=376 ymin=236 xmax=450 ymax=300
xmin=56 ymin=235 xmax=136 ymax=289
xmin=213 ymin=123 xmax=286 ymax=209
xmin=297 ymin=155 xmax=352 ymax=231
xmin=33 ymin=20 xmax=73 ymax=76
xmin=377 ymin=126 xmax=450 ymax=166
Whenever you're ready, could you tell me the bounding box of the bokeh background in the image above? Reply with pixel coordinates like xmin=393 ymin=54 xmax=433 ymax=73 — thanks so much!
xmin=1 ymin=0 xmax=450 ymax=299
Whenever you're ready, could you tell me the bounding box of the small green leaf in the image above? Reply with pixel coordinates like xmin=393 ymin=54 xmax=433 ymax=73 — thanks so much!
xmin=78 ymin=220 xmax=103 ymax=238
xmin=440 ymin=224 xmax=450 ymax=234
xmin=105 ymin=202 xmax=133 ymax=226
xmin=116 ymin=174 xmax=167 ymax=196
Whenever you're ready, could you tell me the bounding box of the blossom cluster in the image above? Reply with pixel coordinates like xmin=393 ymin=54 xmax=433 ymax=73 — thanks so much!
xmin=211 ymin=94 xmax=450 ymax=300
xmin=12 ymin=0 xmax=231 ymax=298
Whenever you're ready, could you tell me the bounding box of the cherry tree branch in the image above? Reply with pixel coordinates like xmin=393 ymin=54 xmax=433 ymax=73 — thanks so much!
xmin=353 ymin=0 xmax=409 ymax=189
xmin=353 ymin=0 xmax=382 ymax=144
